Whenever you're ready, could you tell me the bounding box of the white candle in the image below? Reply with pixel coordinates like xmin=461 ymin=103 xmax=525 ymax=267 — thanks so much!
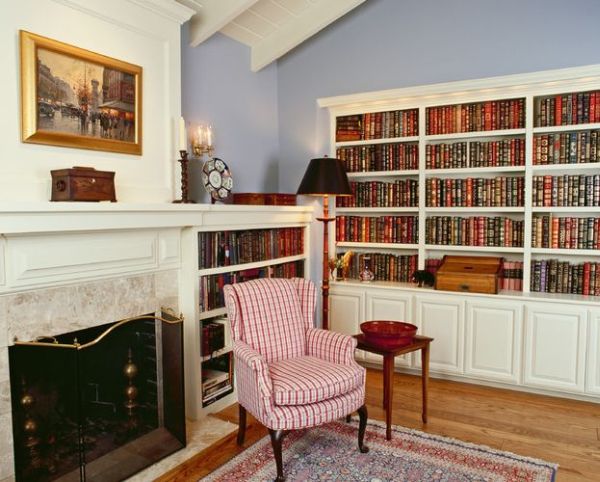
xmin=207 ymin=125 xmax=212 ymax=147
xmin=178 ymin=117 xmax=186 ymax=151
xmin=197 ymin=125 xmax=204 ymax=146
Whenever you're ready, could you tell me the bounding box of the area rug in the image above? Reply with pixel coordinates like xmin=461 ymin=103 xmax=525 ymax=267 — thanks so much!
xmin=200 ymin=418 xmax=557 ymax=481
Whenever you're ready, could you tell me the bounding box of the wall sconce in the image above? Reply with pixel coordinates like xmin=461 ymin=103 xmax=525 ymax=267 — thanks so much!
xmin=192 ymin=124 xmax=214 ymax=158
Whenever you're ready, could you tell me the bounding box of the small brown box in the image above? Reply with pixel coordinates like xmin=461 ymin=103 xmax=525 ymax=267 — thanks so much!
xmin=435 ymin=255 xmax=502 ymax=295
xmin=51 ymin=166 xmax=116 ymax=202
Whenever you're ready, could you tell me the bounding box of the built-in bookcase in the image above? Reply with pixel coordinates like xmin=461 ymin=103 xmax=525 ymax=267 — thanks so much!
xmin=181 ymin=207 xmax=312 ymax=419
xmin=326 ymin=71 xmax=600 ymax=299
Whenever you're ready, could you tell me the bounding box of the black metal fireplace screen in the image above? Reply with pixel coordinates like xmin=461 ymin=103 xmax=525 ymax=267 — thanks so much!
xmin=9 ymin=312 xmax=185 ymax=481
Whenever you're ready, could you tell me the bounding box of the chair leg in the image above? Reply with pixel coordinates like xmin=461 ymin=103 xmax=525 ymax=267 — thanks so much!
xmin=269 ymin=429 xmax=286 ymax=482
xmin=237 ymin=404 xmax=247 ymax=445
xmin=346 ymin=414 xmax=351 ymax=423
xmin=357 ymin=404 xmax=369 ymax=453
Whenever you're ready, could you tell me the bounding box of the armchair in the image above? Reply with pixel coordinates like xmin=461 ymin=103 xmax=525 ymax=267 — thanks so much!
xmin=224 ymin=277 xmax=368 ymax=482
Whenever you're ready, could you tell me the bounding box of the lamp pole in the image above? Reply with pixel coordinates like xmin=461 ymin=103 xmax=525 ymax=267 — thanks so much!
xmin=317 ymin=195 xmax=335 ymax=330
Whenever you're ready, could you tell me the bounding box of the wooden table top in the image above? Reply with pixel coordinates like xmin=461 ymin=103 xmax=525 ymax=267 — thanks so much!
xmin=354 ymin=334 xmax=433 ymax=356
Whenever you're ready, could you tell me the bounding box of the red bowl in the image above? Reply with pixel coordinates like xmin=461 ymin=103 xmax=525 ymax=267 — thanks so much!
xmin=360 ymin=321 xmax=417 ymax=348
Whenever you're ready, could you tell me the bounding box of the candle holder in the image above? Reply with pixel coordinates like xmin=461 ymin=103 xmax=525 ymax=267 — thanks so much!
xmin=173 ymin=150 xmax=195 ymax=204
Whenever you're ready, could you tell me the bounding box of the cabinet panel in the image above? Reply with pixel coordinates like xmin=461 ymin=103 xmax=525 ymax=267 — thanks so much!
xmin=366 ymin=290 xmax=413 ymax=367
xmin=586 ymin=309 xmax=600 ymax=395
xmin=415 ymin=295 xmax=464 ymax=374
xmin=465 ymin=300 xmax=522 ymax=384
xmin=524 ymin=303 xmax=587 ymax=393
xmin=330 ymin=288 xmax=365 ymax=361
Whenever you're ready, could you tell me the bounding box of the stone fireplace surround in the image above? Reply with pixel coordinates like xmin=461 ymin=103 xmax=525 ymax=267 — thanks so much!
xmin=0 ymin=203 xmax=238 ymax=481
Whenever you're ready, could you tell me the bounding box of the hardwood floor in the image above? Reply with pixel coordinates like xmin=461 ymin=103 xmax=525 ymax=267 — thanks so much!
xmin=158 ymin=369 xmax=600 ymax=482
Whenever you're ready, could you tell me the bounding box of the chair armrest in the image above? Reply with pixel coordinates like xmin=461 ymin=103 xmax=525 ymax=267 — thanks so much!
xmin=233 ymin=340 xmax=274 ymax=418
xmin=306 ymin=328 xmax=358 ymax=366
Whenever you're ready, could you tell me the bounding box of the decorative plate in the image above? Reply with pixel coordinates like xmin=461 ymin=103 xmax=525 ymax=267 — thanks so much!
xmin=201 ymin=157 xmax=233 ymax=200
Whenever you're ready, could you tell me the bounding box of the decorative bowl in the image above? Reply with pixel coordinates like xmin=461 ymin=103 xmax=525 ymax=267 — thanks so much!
xmin=359 ymin=320 xmax=417 ymax=348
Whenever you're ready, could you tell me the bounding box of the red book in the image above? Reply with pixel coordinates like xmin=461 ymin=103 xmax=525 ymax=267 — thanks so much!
xmin=583 ymin=262 xmax=591 ymax=296
xmin=484 ymin=102 xmax=492 ymax=131
xmin=590 ymin=92 xmax=596 ymax=123
xmin=555 ymin=95 xmax=562 ymax=126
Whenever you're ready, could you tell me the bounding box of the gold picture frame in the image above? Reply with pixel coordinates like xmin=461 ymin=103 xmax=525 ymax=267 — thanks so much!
xmin=20 ymin=30 xmax=142 ymax=155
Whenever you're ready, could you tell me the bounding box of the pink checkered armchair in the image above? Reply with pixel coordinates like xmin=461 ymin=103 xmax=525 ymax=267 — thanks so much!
xmin=224 ymin=277 xmax=368 ymax=482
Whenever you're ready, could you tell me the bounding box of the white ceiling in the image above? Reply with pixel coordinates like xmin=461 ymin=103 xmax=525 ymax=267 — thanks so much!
xmin=177 ymin=0 xmax=366 ymax=71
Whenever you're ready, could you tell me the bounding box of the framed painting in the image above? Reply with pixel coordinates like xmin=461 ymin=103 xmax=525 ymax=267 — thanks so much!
xmin=20 ymin=30 xmax=142 ymax=155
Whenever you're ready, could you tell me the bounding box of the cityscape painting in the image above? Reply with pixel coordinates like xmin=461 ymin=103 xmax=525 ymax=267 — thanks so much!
xmin=20 ymin=31 xmax=142 ymax=155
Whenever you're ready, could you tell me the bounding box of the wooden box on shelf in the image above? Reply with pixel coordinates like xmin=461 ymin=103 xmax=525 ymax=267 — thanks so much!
xmin=51 ymin=166 xmax=116 ymax=202
xmin=435 ymin=255 xmax=502 ymax=295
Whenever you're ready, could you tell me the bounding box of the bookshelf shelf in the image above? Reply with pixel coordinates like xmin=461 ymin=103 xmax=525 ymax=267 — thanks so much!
xmin=532 ymin=206 xmax=599 ymax=213
xmin=335 ymin=207 xmax=418 ymax=213
xmin=197 ymin=254 xmax=307 ymax=276
xmin=425 ymin=207 xmax=525 ymax=213
xmin=198 ymin=307 xmax=227 ymax=320
xmin=424 ymin=244 xmax=524 ymax=253
xmin=425 ymin=128 xmax=526 ymax=141
xmin=532 ymin=122 xmax=600 ymax=134
xmin=424 ymin=166 xmax=525 ymax=175
xmin=335 ymin=135 xmax=419 ymax=147
xmin=337 ymin=242 xmax=419 ymax=250
xmin=347 ymin=169 xmax=419 ymax=178
xmin=531 ymin=163 xmax=600 ymax=172
xmin=531 ymin=248 xmax=600 ymax=257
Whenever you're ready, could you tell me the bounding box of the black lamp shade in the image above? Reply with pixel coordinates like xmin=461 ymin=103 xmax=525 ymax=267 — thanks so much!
xmin=296 ymin=157 xmax=352 ymax=196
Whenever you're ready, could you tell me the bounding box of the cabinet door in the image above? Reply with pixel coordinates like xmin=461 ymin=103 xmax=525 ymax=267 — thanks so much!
xmin=524 ymin=303 xmax=587 ymax=393
xmin=586 ymin=309 xmax=600 ymax=395
xmin=366 ymin=290 xmax=413 ymax=367
xmin=415 ymin=295 xmax=464 ymax=374
xmin=465 ymin=300 xmax=522 ymax=384
xmin=329 ymin=287 xmax=365 ymax=361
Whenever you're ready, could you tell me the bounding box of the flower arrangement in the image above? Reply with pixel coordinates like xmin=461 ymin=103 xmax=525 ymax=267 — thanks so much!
xmin=329 ymin=251 xmax=353 ymax=280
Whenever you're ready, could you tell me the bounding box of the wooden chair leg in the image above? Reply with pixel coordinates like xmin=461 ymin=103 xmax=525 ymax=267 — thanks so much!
xmin=237 ymin=404 xmax=247 ymax=445
xmin=357 ymin=404 xmax=369 ymax=453
xmin=346 ymin=414 xmax=351 ymax=423
xmin=269 ymin=429 xmax=286 ymax=482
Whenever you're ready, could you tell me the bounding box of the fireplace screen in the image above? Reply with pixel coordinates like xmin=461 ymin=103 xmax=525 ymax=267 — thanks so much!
xmin=9 ymin=313 xmax=185 ymax=481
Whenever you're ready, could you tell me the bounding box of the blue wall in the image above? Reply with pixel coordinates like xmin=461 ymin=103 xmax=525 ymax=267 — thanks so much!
xmin=181 ymin=26 xmax=279 ymax=202
xmin=277 ymin=0 xmax=600 ymax=192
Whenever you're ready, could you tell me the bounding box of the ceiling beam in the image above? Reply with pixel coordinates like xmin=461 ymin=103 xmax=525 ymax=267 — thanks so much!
xmin=250 ymin=0 xmax=365 ymax=72
xmin=188 ymin=0 xmax=261 ymax=47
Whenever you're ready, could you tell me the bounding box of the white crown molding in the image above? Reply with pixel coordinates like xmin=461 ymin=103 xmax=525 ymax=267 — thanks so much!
xmin=317 ymin=63 xmax=600 ymax=111
xmin=251 ymin=0 xmax=366 ymax=72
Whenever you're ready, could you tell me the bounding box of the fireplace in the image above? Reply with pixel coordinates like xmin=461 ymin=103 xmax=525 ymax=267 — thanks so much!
xmin=8 ymin=312 xmax=185 ymax=482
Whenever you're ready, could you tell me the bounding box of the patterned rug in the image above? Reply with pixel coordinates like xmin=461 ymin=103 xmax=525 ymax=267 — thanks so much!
xmin=201 ymin=418 xmax=557 ymax=481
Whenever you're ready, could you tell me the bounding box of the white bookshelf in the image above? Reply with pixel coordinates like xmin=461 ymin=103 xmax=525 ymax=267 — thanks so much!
xmin=180 ymin=206 xmax=312 ymax=419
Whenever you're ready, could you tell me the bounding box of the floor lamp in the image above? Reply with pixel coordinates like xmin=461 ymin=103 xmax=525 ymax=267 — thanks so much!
xmin=297 ymin=156 xmax=352 ymax=330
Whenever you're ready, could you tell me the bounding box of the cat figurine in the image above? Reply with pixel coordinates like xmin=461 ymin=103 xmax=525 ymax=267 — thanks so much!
xmin=411 ymin=270 xmax=435 ymax=288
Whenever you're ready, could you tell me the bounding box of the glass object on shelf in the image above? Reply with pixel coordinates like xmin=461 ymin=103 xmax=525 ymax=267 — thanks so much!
xmin=359 ymin=256 xmax=375 ymax=282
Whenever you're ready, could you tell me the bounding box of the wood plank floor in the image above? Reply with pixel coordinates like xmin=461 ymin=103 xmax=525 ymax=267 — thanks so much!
xmin=158 ymin=369 xmax=600 ymax=482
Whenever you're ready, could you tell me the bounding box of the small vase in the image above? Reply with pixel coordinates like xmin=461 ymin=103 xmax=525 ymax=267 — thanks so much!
xmin=359 ymin=257 xmax=375 ymax=282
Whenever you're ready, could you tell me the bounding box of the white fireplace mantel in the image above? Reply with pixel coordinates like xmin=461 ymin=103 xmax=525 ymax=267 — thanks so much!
xmin=0 ymin=202 xmax=314 ymax=294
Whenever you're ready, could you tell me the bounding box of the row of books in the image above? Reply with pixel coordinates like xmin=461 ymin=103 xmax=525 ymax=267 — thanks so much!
xmin=335 ymin=109 xmax=419 ymax=141
xmin=425 ymin=216 xmax=524 ymax=248
xmin=335 ymin=216 xmax=418 ymax=244
xmin=425 ymin=177 xmax=525 ymax=207
xmin=336 ymin=180 xmax=419 ymax=208
xmin=533 ymin=130 xmax=600 ymax=165
xmin=530 ymin=259 xmax=600 ymax=296
xmin=199 ymin=261 xmax=304 ymax=311
xmin=343 ymin=252 xmax=418 ymax=282
xmin=425 ymin=138 xmax=525 ymax=169
xmin=532 ymin=215 xmax=600 ymax=250
xmin=535 ymin=90 xmax=600 ymax=127
xmin=500 ymin=260 xmax=524 ymax=291
xmin=198 ymin=228 xmax=303 ymax=268
xmin=336 ymin=143 xmax=419 ymax=172
xmin=531 ymin=174 xmax=600 ymax=207
xmin=426 ymin=98 xmax=525 ymax=135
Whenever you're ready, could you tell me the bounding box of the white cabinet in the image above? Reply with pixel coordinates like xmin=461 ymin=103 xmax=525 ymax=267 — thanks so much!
xmin=365 ymin=289 xmax=413 ymax=367
xmin=465 ymin=299 xmax=522 ymax=384
xmin=415 ymin=295 xmax=464 ymax=374
xmin=524 ymin=303 xmax=587 ymax=393
xmin=330 ymin=286 xmax=365 ymax=361
xmin=586 ymin=309 xmax=600 ymax=395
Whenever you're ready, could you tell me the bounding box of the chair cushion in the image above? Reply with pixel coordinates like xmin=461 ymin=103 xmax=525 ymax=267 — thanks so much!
xmin=269 ymin=355 xmax=364 ymax=406
xmin=231 ymin=278 xmax=306 ymax=363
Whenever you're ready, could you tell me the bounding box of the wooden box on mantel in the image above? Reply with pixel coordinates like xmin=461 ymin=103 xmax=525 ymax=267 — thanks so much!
xmin=435 ymin=255 xmax=502 ymax=294
xmin=51 ymin=166 xmax=116 ymax=202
